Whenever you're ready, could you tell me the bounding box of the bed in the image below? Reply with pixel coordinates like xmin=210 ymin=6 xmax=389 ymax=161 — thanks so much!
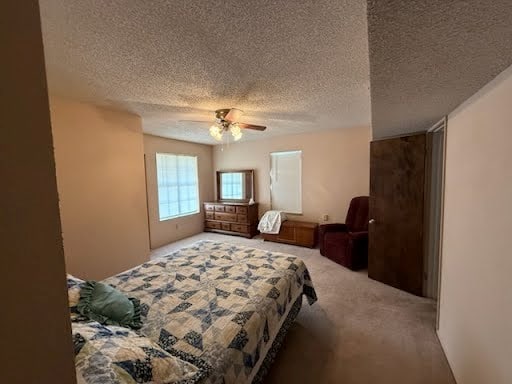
xmin=71 ymin=240 xmax=317 ymax=384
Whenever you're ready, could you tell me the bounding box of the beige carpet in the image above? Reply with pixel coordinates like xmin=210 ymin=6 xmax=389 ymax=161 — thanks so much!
xmin=151 ymin=233 xmax=455 ymax=384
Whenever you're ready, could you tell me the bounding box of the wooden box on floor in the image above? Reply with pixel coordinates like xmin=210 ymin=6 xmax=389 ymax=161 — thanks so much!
xmin=261 ymin=220 xmax=318 ymax=248
xmin=204 ymin=202 xmax=259 ymax=238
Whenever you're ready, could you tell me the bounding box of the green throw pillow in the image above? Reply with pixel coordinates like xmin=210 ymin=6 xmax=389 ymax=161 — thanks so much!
xmin=77 ymin=281 xmax=142 ymax=329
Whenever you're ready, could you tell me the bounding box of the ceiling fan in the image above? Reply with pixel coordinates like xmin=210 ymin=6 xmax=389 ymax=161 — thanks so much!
xmin=180 ymin=108 xmax=266 ymax=142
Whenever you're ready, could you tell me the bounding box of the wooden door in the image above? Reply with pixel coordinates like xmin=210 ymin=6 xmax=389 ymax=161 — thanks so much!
xmin=368 ymin=134 xmax=426 ymax=296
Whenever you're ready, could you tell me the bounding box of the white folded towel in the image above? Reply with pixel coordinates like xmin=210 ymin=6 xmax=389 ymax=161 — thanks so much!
xmin=258 ymin=210 xmax=287 ymax=234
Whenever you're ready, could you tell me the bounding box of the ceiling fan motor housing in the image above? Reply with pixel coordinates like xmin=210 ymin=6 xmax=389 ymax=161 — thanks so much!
xmin=215 ymin=108 xmax=230 ymax=120
xmin=215 ymin=108 xmax=244 ymax=123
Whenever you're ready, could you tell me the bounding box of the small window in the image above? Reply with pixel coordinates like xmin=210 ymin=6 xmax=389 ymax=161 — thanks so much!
xmin=270 ymin=150 xmax=302 ymax=214
xmin=156 ymin=153 xmax=199 ymax=221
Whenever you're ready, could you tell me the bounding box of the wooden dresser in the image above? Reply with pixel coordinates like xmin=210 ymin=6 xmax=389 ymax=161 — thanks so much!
xmin=204 ymin=202 xmax=259 ymax=238
xmin=261 ymin=220 xmax=318 ymax=248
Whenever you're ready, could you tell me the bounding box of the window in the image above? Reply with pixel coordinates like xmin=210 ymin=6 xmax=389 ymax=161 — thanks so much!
xmin=156 ymin=153 xmax=199 ymax=220
xmin=270 ymin=150 xmax=302 ymax=214
xmin=220 ymin=172 xmax=244 ymax=199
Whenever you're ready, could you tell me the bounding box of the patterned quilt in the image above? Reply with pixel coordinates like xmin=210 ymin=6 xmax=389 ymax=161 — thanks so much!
xmin=103 ymin=240 xmax=317 ymax=384
xmin=72 ymin=321 xmax=204 ymax=384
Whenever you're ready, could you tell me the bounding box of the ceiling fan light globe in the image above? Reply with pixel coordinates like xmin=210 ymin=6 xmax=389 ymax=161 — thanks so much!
xmin=230 ymin=124 xmax=243 ymax=141
xmin=209 ymin=124 xmax=220 ymax=135
xmin=209 ymin=124 xmax=224 ymax=141
xmin=230 ymin=123 xmax=241 ymax=134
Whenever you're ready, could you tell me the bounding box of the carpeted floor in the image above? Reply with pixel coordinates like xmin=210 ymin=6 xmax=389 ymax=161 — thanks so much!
xmin=150 ymin=233 xmax=456 ymax=384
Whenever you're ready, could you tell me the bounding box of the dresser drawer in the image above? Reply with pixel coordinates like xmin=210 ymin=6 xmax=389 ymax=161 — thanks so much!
xmin=221 ymin=222 xmax=231 ymax=231
xmin=214 ymin=212 xmax=237 ymax=222
xmin=204 ymin=204 xmax=215 ymax=211
xmin=237 ymin=214 xmax=248 ymax=223
xmin=205 ymin=212 xmax=214 ymax=220
xmin=205 ymin=221 xmax=221 ymax=229
xmin=231 ymin=223 xmax=249 ymax=233
xmin=236 ymin=206 xmax=248 ymax=214
xmin=225 ymin=205 xmax=236 ymax=213
xmin=214 ymin=205 xmax=225 ymax=212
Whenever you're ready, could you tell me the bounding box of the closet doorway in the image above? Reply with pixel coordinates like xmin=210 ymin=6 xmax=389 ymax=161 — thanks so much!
xmin=424 ymin=119 xmax=447 ymax=329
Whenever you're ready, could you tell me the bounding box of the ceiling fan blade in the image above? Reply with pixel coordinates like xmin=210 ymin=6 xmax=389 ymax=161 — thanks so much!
xmin=177 ymin=120 xmax=212 ymax=125
xmin=225 ymin=108 xmax=244 ymax=122
xmin=238 ymin=122 xmax=266 ymax=131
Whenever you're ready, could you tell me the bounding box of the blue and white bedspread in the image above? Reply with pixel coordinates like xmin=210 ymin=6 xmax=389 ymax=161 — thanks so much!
xmin=103 ymin=240 xmax=317 ymax=384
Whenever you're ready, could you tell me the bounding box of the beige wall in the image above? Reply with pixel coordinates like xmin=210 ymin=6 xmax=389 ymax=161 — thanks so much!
xmin=213 ymin=127 xmax=370 ymax=222
xmin=1 ymin=1 xmax=76 ymax=382
xmin=144 ymin=134 xmax=214 ymax=249
xmin=50 ymin=98 xmax=150 ymax=280
xmin=438 ymin=64 xmax=512 ymax=384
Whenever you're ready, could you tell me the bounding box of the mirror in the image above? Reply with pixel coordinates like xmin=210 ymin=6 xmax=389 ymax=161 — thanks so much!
xmin=216 ymin=170 xmax=254 ymax=202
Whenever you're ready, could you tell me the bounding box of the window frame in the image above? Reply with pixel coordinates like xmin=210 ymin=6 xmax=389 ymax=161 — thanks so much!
xmin=155 ymin=153 xmax=200 ymax=221
xmin=270 ymin=150 xmax=303 ymax=214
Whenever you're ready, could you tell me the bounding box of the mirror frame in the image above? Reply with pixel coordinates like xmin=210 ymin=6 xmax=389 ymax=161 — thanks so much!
xmin=216 ymin=169 xmax=254 ymax=203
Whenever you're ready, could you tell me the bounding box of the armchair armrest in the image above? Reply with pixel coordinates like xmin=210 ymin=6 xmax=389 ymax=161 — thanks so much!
xmin=319 ymin=223 xmax=348 ymax=234
xmin=318 ymin=223 xmax=348 ymax=256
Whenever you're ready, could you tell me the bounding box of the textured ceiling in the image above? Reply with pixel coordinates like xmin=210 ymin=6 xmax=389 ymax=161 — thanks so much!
xmin=40 ymin=0 xmax=370 ymax=145
xmin=368 ymin=0 xmax=512 ymax=138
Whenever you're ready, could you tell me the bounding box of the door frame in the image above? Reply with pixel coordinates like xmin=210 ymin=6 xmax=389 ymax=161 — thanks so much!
xmin=426 ymin=117 xmax=447 ymax=330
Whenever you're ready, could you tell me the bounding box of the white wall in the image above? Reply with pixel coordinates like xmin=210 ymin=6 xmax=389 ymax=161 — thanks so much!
xmin=213 ymin=127 xmax=370 ymax=223
xmin=438 ymin=64 xmax=512 ymax=384
xmin=50 ymin=98 xmax=150 ymax=280
xmin=2 ymin=4 xmax=76 ymax=381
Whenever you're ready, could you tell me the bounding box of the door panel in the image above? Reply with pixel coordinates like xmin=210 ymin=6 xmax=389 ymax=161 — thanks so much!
xmin=368 ymin=134 xmax=426 ymax=296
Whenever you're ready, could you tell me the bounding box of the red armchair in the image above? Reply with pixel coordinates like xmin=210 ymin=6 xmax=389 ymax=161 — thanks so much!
xmin=319 ymin=196 xmax=369 ymax=270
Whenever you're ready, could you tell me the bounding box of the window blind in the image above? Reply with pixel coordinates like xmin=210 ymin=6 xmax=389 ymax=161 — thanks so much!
xmin=156 ymin=153 xmax=199 ymax=220
xmin=270 ymin=150 xmax=302 ymax=214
